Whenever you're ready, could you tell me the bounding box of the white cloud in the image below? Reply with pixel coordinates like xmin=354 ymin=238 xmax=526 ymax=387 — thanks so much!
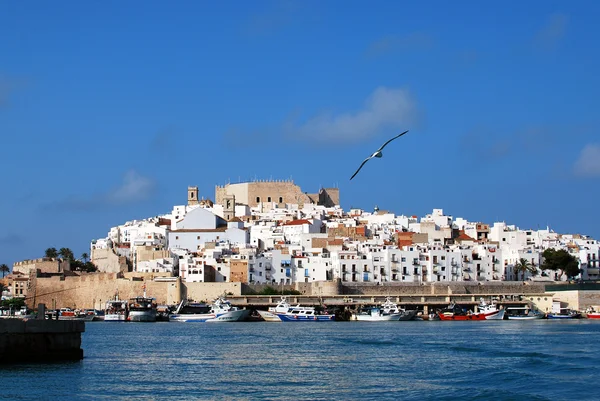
xmin=284 ymin=86 xmax=418 ymax=143
xmin=106 ymin=170 xmax=156 ymax=203
xmin=574 ymin=144 xmax=600 ymax=177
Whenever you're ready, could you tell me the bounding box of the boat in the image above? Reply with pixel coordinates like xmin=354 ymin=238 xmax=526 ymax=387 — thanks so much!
xmin=351 ymin=297 xmax=416 ymax=321
xmin=265 ymin=296 xmax=335 ymax=322
xmin=547 ymin=307 xmax=581 ymax=319
xmin=505 ymin=306 xmax=545 ymax=320
xmin=478 ymin=298 xmax=506 ymax=320
xmin=127 ymin=285 xmax=157 ymax=322
xmin=58 ymin=308 xmax=95 ymax=321
xmin=170 ymin=297 xmax=249 ymax=322
xmin=256 ymin=309 xmax=283 ymax=322
xmin=584 ymin=307 xmax=600 ymax=319
xmin=437 ymin=302 xmax=503 ymax=321
xmin=156 ymin=305 xmax=171 ymax=322
xmin=105 ymin=293 xmax=128 ymax=322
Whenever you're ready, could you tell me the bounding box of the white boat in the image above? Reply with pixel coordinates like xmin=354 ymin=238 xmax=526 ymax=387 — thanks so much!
xmin=478 ymin=298 xmax=506 ymax=320
xmin=256 ymin=309 xmax=282 ymax=322
xmin=58 ymin=308 xmax=95 ymax=321
xmin=505 ymin=306 xmax=545 ymax=320
xmin=351 ymin=297 xmax=414 ymax=321
xmin=265 ymin=296 xmax=335 ymax=322
xmin=105 ymin=293 xmax=128 ymax=322
xmin=170 ymin=297 xmax=249 ymax=322
xmin=127 ymin=286 xmax=157 ymax=322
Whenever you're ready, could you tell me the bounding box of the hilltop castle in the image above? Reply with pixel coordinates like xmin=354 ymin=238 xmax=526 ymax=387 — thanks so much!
xmin=213 ymin=179 xmax=339 ymax=209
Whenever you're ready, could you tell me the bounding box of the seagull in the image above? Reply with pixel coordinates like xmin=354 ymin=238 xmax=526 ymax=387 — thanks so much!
xmin=350 ymin=130 xmax=409 ymax=180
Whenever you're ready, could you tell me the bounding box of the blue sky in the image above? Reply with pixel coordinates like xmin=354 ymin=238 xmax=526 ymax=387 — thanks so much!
xmin=1 ymin=1 xmax=599 ymax=267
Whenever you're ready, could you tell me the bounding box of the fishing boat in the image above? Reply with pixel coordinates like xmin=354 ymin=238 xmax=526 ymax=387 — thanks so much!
xmin=105 ymin=292 xmax=128 ymax=322
xmin=170 ymin=297 xmax=249 ymax=322
xmin=351 ymin=297 xmax=415 ymax=321
xmin=58 ymin=308 xmax=95 ymax=321
xmin=547 ymin=308 xmax=581 ymax=319
xmin=437 ymin=302 xmax=503 ymax=321
xmin=265 ymin=296 xmax=335 ymax=322
xmin=584 ymin=307 xmax=600 ymax=319
xmin=478 ymin=298 xmax=506 ymax=320
xmin=256 ymin=309 xmax=283 ymax=322
xmin=127 ymin=284 xmax=157 ymax=322
xmin=505 ymin=306 xmax=545 ymax=320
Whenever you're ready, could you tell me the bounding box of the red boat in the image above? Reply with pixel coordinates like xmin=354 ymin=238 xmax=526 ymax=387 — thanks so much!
xmin=585 ymin=307 xmax=600 ymax=319
xmin=437 ymin=302 xmax=492 ymax=321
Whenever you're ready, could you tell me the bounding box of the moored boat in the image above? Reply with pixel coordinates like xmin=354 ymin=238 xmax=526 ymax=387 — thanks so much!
xmin=127 ymin=285 xmax=157 ymax=322
xmin=267 ymin=297 xmax=334 ymax=322
xmin=437 ymin=302 xmax=503 ymax=321
xmin=105 ymin=293 xmax=128 ymax=322
xmin=170 ymin=297 xmax=249 ymax=322
xmin=351 ymin=297 xmax=415 ymax=321
xmin=584 ymin=307 xmax=600 ymax=319
xmin=478 ymin=298 xmax=506 ymax=320
xmin=547 ymin=308 xmax=581 ymax=319
xmin=505 ymin=306 xmax=545 ymax=320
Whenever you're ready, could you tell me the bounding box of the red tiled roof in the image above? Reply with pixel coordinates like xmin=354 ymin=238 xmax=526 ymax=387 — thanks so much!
xmin=283 ymin=219 xmax=311 ymax=226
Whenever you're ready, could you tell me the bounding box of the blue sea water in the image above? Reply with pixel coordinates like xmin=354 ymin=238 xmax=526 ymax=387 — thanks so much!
xmin=2 ymin=320 xmax=599 ymax=400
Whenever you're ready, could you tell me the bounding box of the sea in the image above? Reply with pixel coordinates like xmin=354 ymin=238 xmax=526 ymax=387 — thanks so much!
xmin=2 ymin=320 xmax=598 ymax=401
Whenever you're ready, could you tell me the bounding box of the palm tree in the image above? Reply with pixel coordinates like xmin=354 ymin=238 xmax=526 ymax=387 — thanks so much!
xmin=81 ymin=252 xmax=89 ymax=263
xmin=514 ymin=258 xmax=537 ymax=281
xmin=0 ymin=263 xmax=9 ymax=278
xmin=58 ymin=247 xmax=74 ymax=261
xmin=45 ymin=247 xmax=58 ymax=258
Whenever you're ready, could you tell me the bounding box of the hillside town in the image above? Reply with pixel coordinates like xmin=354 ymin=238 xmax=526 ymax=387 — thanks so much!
xmin=76 ymin=180 xmax=599 ymax=285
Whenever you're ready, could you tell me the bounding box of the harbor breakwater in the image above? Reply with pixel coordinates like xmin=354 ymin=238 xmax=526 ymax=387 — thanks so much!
xmin=0 ymin=311 xmax=85 ymax=363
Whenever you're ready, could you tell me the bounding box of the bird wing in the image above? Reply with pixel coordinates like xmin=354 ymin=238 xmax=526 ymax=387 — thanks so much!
xmin=350 ymin=156 xmax=372 ymax=180
xmin=377 ymin=130 xmax=409 ymax=152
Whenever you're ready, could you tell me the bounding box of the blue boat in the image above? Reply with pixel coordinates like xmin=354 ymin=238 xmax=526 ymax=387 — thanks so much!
xmin=266 ymin=296 xmax=335 ymax=322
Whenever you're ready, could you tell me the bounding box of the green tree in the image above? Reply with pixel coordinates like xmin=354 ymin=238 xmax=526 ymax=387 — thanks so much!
xmin=514 ymin=258 xmax=537 ymax=281
xmin=0 ymin=263 xmax=9 ymax=278
xmin=58 ymin=247 xmax=74 ymax=262
xmin=45 ymin=247 xmax=58 ymax=258
xmin=541 ymin=248 xmax=580 ymax=280
xmin=81 ymin=252 xmax=89 ymax=263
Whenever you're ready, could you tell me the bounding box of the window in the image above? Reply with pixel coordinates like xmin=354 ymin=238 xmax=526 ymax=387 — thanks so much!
xmin=256 ymin=197 xmax=260 ymax=202
xmin=197 ymin=236 xmax=200 ymax=239
xmin=176 ymin=236 xmax=179 ymax=240
xmin=268 ymin=197 xmax=272 ymax=202
xmin=279 ymin=197 xmax=283 ymax=203
xmin=401 ymin=257 xmax=406 ymax=262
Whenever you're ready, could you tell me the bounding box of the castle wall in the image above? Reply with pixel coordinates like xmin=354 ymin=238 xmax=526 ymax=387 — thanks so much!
xmin=29 ymin=273 xmax=242 ymax=310
xmin=215 ymin=181 xmax=339 ymax=208
xmin=12 ymin=258 xmax=70 ymax=275
xmin=91 ymin=248 xmax=128 ymax=273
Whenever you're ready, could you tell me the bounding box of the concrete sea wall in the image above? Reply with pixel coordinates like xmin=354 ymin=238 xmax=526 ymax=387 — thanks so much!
xmin=0 ymin=317 xmax=85 ymax=363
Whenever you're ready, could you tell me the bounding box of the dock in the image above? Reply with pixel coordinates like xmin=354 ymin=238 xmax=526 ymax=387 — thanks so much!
xmin=0 ymin=304 xmax=85 ymax=363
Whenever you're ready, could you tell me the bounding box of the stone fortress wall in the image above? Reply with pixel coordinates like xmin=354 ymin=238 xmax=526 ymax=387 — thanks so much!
xmin=215 ymin=180 xmax=339 ymax=209
xmin=28 ymin=272 xmax=575 ymax=311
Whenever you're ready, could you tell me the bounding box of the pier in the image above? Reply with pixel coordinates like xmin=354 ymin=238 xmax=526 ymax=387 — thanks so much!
xmin=0 ymin=304 xmax=85 ymax=363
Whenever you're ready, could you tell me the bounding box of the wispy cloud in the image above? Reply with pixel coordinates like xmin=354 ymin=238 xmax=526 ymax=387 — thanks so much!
xmin=0 ymin=233 xmax=24 ymax=246
xmin=283 ymin=86 xmax=419 ymax=143
xmin=574 ymin=144 xmax=600 ymax=177
xmin=106 ymin=170 xmax=156 ymax=203
xmin=43 ymin=170 xmax=157 ymax=212
xmin=534 ymin=13 xmax=569 ymax=51
xmin=366 ymin=32 xmax=433 ymax=57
